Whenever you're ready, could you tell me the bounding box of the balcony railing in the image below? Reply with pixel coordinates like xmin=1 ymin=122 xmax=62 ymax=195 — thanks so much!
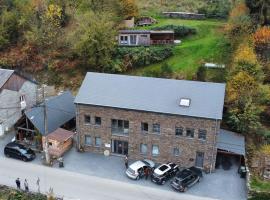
xmin=111 ymin=127 xmax=129 ymax=135
xmin=150 ymin=40 xmax=174 ymax=45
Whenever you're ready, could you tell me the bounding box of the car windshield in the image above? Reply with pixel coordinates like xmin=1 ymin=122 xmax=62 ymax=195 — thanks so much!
xmin=142 ymin=160 xmax=149 ymax=166
xmin=128 ymin=167 xmax=135 ymax=174
xmin=19 ymin=149 xmax=27 ymax=154
xmin=159 ymin=165 xmax=168 ymax=171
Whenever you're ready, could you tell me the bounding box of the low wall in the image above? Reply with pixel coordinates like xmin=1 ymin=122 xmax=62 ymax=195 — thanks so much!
xmin=163 ymin=12 xmax=206 ymax=20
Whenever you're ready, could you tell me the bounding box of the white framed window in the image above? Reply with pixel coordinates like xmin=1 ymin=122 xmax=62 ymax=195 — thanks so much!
xmin=19 ymin=95 xmax=26 ymax=102
xmin=84 ymin=115 xmax=91 ymax=124
xmin=140 ymin=144 xmax=148 ymax=154
xmin=95 ymin=116 xmax=101 ymax=125
xmin=198 ymin=129 xmax=207 ymax=140
xmin=85 ymin=135 xmax=92 ymax=145
xmin=95 ymin=137 xmax=101 ymax=147
xmin=120 ymin=35 xmax=128 ymax=44
xmin=152 ymin=123 xmax=160 ymax=134
xmin=152 ymin=145 xmax=159 ymax=156
xmin=141 ymin=122 xmax=148 ymax=132
xmin=175 ymin=127 xmax=183 ymax=136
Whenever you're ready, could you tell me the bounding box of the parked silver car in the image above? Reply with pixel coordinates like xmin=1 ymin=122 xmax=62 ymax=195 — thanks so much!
xmin=126 ymin=159 xmax=155 ymax=180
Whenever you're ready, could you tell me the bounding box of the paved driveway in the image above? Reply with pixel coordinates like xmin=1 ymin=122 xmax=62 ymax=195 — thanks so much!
xmin=0 ymin=134 xmax=247 ymax=200
xmin=60 ymin=148 xmax=247 ymax=200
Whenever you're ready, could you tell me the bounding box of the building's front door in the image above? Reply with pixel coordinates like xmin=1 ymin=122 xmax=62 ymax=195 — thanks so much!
xmin=195 ymin=152 xmax=204 ymax=168
xmin=112 ymin=140 xmax=128 ymax=155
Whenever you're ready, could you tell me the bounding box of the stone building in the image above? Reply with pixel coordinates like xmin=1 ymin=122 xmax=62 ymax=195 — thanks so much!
xmin=0 ymin=68 xmax=37 ymax=136
xmin=75 ymin=72 xmax=225 ymax=171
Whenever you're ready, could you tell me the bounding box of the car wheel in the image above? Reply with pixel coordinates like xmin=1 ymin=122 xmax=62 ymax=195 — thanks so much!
xmin=183 ymin=187 xmax=187 ymax=192
xmin=5 ymin=153 xmax=10 ymax=158
xmin=22 ymin=157 xmax=27 ymax=162
xmin=161 ymin=180 xmax=165 ymax=185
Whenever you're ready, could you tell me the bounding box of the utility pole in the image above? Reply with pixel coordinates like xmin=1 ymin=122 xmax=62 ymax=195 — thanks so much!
xmin=42 ymin=85 xmax=50 ymax=165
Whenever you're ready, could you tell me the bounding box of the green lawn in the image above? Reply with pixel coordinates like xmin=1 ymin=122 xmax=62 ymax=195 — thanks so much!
xmin=130 ymin=18 xmax=230 ymax=79
xmin=251 ymin=177 xmax=270 ymax=192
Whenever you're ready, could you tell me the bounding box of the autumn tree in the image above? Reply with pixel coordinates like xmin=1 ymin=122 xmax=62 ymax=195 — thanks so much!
xmin=225 ymin=2 xmax=253 ymax=43
xmin=119 ymin=0 xmax=138 ymax=19
xmin=226 ymin=71 xmax=263 ymax=133
xmin=232 ymin=43 xmax=264 ymax=81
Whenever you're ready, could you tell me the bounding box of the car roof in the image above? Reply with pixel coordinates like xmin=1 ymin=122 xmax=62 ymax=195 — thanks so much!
xmin=154 ymin=164 xmax=171 ymax=175
xmin=176 ymin=169 xmax=193 ymax=180
xmin=6 ymin=142 xmax=25 ymax=149
xmin=129 ymin=161 xmax=146 ymax=170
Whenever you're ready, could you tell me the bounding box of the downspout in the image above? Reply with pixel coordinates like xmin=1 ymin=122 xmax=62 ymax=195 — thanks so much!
xmin=210 ymin=118 xmax=218 ymax=174
xmin=76 ymin=104 xmax=81 ymax=150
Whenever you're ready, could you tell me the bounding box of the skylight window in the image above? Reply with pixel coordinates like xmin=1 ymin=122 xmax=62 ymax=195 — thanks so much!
xmin=179 ymin=98 xmax=190 ymax=107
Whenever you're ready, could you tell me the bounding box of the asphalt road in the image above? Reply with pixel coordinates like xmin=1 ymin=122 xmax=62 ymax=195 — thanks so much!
xmin=0 ymin=157 xmax=218 ymax=200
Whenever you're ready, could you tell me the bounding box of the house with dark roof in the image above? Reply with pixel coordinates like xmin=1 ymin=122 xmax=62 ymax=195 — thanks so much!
xmin=75 ymin=72 xmax=226 ymax=171
xmin=0 ymin=68 xmax=38 ymax=136
xmin=14 ymin=91 xmax=76 ymax=150
xmin=118 ymin=30 xmax=174 ymax=46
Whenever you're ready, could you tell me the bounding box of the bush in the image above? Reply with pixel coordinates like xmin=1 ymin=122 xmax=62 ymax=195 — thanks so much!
xmin=115 ymin=46 xmax=173 ymax=70
xmin=151 ymin=25 xmax=196 ymax=38
xmin=198 ymin=0 xmax=231 ymax=19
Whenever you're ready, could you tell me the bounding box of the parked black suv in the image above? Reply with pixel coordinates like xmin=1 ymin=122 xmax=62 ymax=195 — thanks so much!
xmin=170 ymin=166 xmax=202 ymax=192
xmin=151 ymin=162 xmax=179 ymax=185
xmin=4 ymin=142 xmax=36 ymax=162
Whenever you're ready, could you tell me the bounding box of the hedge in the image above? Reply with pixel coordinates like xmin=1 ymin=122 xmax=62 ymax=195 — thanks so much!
xmin=151 ymin=25 xmax=196 ymax=38
xmin=115 ymin=46 xmax=173 ymax=70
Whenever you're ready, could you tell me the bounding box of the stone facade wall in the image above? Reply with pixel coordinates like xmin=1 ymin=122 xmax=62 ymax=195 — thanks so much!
xmin=76 ymin=104 xmax=220 ymax=171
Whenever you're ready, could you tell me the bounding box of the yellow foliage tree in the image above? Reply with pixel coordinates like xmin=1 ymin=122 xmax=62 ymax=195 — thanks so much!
xmin=226 ymin=71 xmax=258 ymax=104
xmin=233 ymin=43 xmax=258 ymax=65
xmin=261 ymin=145 xmax=270 ymax=155
xmin=45 ymin=4 xmax=63 ymax=27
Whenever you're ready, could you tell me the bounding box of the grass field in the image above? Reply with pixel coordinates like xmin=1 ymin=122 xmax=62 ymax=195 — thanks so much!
xmin=130 ymin=18 xmax=230 ymax=80
xmin=251 ymin=177 xmax=270 ymax=192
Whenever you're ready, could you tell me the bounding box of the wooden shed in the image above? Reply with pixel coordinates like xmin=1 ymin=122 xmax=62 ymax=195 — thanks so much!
xmin=43 ymin=128 xmax=75 ymax=158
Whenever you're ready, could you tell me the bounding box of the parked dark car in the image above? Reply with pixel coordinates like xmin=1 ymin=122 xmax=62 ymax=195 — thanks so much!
xmin=238 ymin=165 xmax=247 ymax=178
xmin=4 ymin=142 xmax=36 ymax=162
xmin=151 ymin=162 xmax=179 ymax=185
xmin=171 ymin=166 xmax=202 ymax=192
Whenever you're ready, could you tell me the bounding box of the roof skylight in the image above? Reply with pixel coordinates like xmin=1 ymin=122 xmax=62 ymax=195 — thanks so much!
xmin=179 ymin=98 xmax=190 ymax=107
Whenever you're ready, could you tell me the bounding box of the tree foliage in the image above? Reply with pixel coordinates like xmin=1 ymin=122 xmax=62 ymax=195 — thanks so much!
xmin=253 ymin=26 xmax=270 ymax=47
xmin=72 ymin=12 xmax=117 ymax=72
xmin=118 ymin=0 xmax=138 ymax=19
xmin=246 ymin=0 xmax=270 ymax=25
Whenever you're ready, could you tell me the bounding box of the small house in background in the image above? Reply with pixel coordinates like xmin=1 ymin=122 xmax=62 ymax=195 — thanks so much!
xmin=163 ymin=12 xmax=206 ymax=20
xmin=0 ymin=68 xmax=38 ymax=136
xmin=121 ymin=17 xmax=135 ymax=28
xmin=43 ymin=128 xmax=75 ymax=158
xmin=118 ymin=30 xmax=174 ymax=46
xmin=14 ymin=91 xmax=76 ymax=154
xmin=136 ymin=16 xmax=157 ymax=26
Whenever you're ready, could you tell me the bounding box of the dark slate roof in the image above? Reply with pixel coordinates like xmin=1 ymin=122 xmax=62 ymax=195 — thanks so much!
xmin=75 ymin=73 xmax=226 ymax=120
xmin=217 ymin=129 xmax=245 ymax=156
xmin=0 ymin=69 xmax=14 ymax=89
xmin=119 ymin=30 xmax=151 ymax=34
xmin=25 ymin=91 xmax=75 ymax=136
xmin=0 ymin=68 xmax=38 ymax=90
xmin=119 ymin=30 xmax=174 ymax=34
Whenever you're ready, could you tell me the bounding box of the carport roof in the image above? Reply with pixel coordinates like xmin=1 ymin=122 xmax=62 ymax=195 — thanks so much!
xmin=217 ymin=129 xmax=245 ymax=156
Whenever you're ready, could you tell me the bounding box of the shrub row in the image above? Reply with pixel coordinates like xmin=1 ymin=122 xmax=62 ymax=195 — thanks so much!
xmin=151 ymin=25 xmax=196 ymax=38
xmin=114 ymin=46 xmax=173 ymax=70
